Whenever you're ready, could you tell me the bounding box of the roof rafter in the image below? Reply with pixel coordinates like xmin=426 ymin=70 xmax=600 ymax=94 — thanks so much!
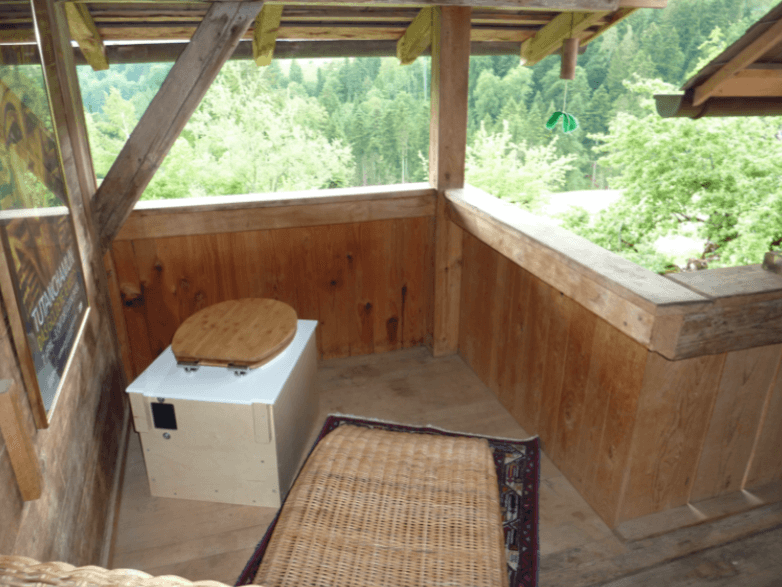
xmin=63 ymin=1 xmax=109 ymax=70
xmin=253 ymin=3 xmax=284 ymax=65
xmin=396 ymin=7 xmax=433 ymax=65
xmin=693 ymin=17 xmax=782 ymax=106
xmin=520 ymin=9 xmax=608 ymax=65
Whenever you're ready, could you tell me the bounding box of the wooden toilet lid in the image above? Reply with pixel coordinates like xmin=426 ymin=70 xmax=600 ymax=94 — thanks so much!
xmin=172 ymin=298 xmax=298 ymax=369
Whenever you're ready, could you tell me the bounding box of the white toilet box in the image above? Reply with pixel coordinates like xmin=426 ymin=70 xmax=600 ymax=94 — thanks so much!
xmin=126 ymin=320 xmax=318 ymax=507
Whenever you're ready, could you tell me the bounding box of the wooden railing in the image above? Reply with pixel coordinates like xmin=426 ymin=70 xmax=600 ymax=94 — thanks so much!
xmin=446 ymin=186 xmax=782 ymax=359
xmin=448 ymin=185 xmax=782 ymax=528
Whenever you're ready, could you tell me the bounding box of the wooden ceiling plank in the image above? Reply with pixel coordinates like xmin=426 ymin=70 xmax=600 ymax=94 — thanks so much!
xmin=92 ymin=1 xmax=262 ymax=251
xmin=580 ymin=6 xmax=634 ymax=46
xmin=520 ymin=9 xmax=608 ymax=65
xmin=396 ymin=6 xmax=433 ymax=64
xmin=712 ymin=69 xmax=782 ymax=98
xmin=253 ymin=3 xmax=284 ymax=65
xmin=693 ymin=17 xmax=782 ymax=106
xmin=63 ymin=1 xmax=109 ymax=70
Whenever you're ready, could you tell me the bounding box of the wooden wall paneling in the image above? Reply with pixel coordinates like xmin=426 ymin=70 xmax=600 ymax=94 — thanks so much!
xmin=354 ymin=224 xmax=380 ymax=356
xmin=0 ymin=379 xmax=41 ymax=501
xmin=103 ymin=252 xmax=134 ymax=382
xmin=282 ymin=227 xmax=319 ymax=325
xmin=269 ymin=229 xmax=304 ymax=318
xmin=583 ymin=321 xmax=648 ymax=527
xmin=744 ymin=355 xmax=782 ymax=488
xmin=618 ymin=352 xmax=726 ymax=523
xmin=458 ymin=233 xmax=496 ymax=385
xmin=512 ymin=274 xmax=551 ymax=435
xmin=290 ymin=227 xmax=325 ymax=356
xmin=536 ymin=288 xmax=573 ymax=446
xmin=111 ymin=241 xmax=154 ymax=379
xmin=309 ymin=225 xmax=338 ymax=358
xmin=399 ymin=217 xmax=432 ymax=349
xmin=132 ymin=239 xmax=178 ymax=361
xmin=691 ymin=345 xmax=782 ymax=501
xmin=456 ymin=234 xmax=475 ymax=364
xmin=487 ymin=252 xmax=513 ymax=396
xmin=313 ymin=224 xmax=357 ymax=359
xmin=422 ymin=216 xmax=436 ymax=349
xmin=255 ymin=230 xmax=288 ymax=304
xmin=373 ymin=220 xmax=403 ymax=354
xmin=549 ymin=302 xmax=598 ymax=477
xmin=498 ymin=261 xmax=532 ymax=417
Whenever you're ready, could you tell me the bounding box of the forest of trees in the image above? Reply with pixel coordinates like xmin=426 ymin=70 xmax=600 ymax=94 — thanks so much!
xmin=77 ymin=0 xmax=782 ymax=272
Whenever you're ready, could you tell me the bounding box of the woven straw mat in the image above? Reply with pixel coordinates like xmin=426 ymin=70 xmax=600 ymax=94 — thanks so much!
xmin=253 ymin=424 xmax=509 ymax=587
xmin=0 ymin=556 xmax=230 ymax=587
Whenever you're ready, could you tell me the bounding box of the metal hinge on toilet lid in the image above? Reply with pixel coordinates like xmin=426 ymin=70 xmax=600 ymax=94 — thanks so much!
xmin=176 ymin=360 xmax=200 ymax=373
xmin=227 ymin=363 xmax=250 ymax=377
xmin=176 ymin=360 xmax=249 ymax=376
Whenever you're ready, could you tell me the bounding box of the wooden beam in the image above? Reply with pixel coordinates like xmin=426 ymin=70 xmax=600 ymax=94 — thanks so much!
xmin=253 ymin=4 xmax=283 ymax=66
xmin=53 ymin=0 xmax=624 ymax=9
xmin=0 ymin=379 xmax=42 ymax=501
xmin=396 ymin=7 xmax=433 ymax=65
xmin=429 ymin=7 xmax=471 ymax=191
xmin=91 ymin=1 xmax=263 ymax=252
xmin=520 ymin=10 xmax=609 ymax=65
xmin=114 ymin=185 xmax=436 ymax=240
xmin=0 ymin=238 xmax=47 ymax=429
xmin=63 ymin=2 xmax=109 ymax=71
xmin=693 ymin=17 xmax=782 ymax=106
xmin=430 ymin=6 xmax=471 ymax=357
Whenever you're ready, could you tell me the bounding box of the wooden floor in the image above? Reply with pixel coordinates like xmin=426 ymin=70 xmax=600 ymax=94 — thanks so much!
xmin=109 ymin=347 xmax=782 ymax=587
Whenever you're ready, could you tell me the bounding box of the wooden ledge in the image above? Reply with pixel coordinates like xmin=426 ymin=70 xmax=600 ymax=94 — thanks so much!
xmin=115 ymin=183 xmax=436 ymax=240
xmin=445 ymin=185 xmax=782 ymax=360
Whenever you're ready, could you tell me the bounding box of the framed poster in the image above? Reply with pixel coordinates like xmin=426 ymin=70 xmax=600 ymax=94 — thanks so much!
xmin=0 ymin=59 xmax=89 ymax=425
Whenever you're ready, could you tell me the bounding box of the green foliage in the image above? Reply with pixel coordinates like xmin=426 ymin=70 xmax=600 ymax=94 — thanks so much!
xmin=466 ymin=121 xmax=575 ymax=211
xmin=566 ymin=77 xmax=782 ymax=270
xmin=142 ymin=62 xmax=354 ymax=199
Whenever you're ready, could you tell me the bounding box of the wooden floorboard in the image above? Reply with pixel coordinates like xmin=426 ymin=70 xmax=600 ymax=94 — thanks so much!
xmin=598 ymin=526 xmax=782 ymax=587
xmin=109 ymin=347 xmax=782 ymax=587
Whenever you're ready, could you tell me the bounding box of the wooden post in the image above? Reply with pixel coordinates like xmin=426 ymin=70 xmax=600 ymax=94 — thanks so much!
xmin=32 ymin=0 xmax=130 ymax=414
xmin=430 ymin=6 xmax=470 ymax=356
xmin=0 ymin=380 xmax=42 ymax=501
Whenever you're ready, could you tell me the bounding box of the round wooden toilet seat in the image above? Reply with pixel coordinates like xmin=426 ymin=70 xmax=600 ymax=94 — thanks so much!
xmin=171 ymin=298 xmax=298 ymax=369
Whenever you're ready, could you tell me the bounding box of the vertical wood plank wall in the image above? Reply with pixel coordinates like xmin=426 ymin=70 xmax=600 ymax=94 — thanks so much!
xmin=0 ymin=0 xmax=127 ymax=563
xmin=109 ymin=217 xmax=435 ymax=379
xmin=459 ymin=233 xmax=782 ymax=527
